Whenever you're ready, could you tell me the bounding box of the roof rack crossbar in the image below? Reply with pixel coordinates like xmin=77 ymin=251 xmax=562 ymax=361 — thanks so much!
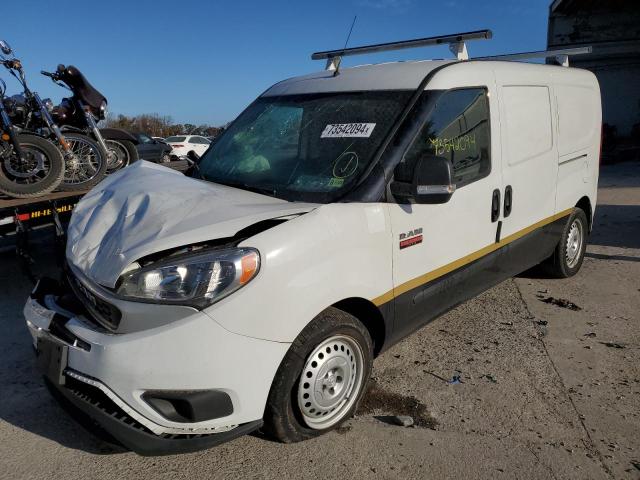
xmin=476 ymin=46 xmax=592 ymax=67
xmin=312 ymin=29 xmax=492 ymax=70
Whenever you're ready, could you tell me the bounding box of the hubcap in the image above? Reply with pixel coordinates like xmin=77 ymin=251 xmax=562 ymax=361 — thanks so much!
xmin=297 ymin=335 xmax=364 ymax=430
xmin=565 ymin=219 xmax=583 ymax=268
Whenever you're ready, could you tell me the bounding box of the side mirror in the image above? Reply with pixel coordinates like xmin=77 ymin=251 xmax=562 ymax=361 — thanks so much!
xmin=0 ymin=40 xmax=12 ymax=55
xmin=390 ymin=155 xmax=456 ymax=204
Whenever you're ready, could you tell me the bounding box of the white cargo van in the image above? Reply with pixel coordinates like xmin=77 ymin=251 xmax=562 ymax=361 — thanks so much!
xmin=24 ymin=31 xmax=601 ymax=455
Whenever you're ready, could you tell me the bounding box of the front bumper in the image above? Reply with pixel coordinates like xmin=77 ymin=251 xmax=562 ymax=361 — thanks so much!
xmin=25 ymin=278 xmax=287 ymax=455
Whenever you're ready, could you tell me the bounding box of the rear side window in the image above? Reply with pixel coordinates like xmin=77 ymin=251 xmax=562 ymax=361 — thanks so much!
xmin=401 ymin=88 xmax=491 ymax=187
xmin=502 ymin=86 xmax=553 ymax=165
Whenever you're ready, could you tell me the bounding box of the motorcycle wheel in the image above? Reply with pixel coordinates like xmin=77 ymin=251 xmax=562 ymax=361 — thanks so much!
xmin=0 ymin=134 xmax=65 ymax=199
xmin=104 ymin=139 xmax=139 ymax=173
xmin=59 ymin=133 xmax=107 ymax=191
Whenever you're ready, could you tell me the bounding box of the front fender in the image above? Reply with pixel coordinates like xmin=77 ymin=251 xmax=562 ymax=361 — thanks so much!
xmin=99 ymin=128 xmax=138 ymax=144
xmin=205 ymin=203 xmax=394 ymax=343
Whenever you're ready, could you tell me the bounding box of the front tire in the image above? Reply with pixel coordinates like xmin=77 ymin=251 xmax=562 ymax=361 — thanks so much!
xmin=59 ymin=133 xmax=107 ymax=191
xmin=0 ymin=134 xmax=65 ymax=198
xmin=542 ymin=208 xmax=588 ymax=278
xmin=262 ymin=307 xmax=373 ymax=443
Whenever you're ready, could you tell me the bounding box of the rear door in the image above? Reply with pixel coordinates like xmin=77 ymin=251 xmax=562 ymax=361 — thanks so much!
xmin=386 ymin=70 xmax=504 ymax=341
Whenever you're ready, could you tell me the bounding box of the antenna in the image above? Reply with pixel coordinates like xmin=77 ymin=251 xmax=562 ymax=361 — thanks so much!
xmin=328 ymin=15 xmax=357 ymax=75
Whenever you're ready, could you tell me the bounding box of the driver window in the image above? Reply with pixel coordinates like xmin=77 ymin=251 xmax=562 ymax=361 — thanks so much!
xmin=399 ymin=88 xmax=491 ymax=188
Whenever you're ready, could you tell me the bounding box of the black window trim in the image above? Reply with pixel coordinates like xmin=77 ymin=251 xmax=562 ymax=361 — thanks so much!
xmin=394 ymin=85 xmax=492 ymax=194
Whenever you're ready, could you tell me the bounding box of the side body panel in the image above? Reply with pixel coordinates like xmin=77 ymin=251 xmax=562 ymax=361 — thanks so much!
xmin=210 ymin=203 xmax=394 ymax=342
xmin=494 ymin=64 xmax=559 ymax=239
xmin=553 ymin=70 xmax=601 ymax=223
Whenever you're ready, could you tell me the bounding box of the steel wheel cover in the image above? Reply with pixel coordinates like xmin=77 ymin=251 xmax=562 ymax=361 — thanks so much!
xmin=565 ymin=219 xmax=583 ymax=268
xmin=297 ymin=335 xmax=365 ymax=430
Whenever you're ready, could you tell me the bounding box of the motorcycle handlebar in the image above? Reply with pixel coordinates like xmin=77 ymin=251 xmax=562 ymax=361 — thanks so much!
xmin=41 ymin=70 xmax=55 ymax=78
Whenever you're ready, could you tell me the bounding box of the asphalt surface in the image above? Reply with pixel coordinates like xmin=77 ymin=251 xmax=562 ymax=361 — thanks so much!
xmin=0 ymin=162 xmax=638 ymax=479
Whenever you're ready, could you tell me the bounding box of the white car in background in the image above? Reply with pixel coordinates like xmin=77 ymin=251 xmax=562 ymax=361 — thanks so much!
xmin=165 ymin=135 xmax=211 ymax=158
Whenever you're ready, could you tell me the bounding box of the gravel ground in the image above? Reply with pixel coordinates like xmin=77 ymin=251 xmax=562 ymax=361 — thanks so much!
xmin=0 ymin=162 xmax=638 ymax=480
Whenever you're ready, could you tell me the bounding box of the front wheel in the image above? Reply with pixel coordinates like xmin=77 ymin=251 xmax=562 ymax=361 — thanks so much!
xmin=542 ymin=208 xmax=588 ymax=278
xmin=262 ymin=307 xmax=373 ymax=443
xmin=104 ymin=139 xmax=139 ymax=173
xmin=59 ymin=133 xmax=107 ymax=191
xmin=0 ymin=134 xmax=65 ymax=198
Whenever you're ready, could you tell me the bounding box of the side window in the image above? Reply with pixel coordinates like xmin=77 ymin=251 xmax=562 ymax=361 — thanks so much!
xmin=139 ymin=134 xmax=153 ymax=144
xmin=400 ymin=88 xmax=491 ymax=187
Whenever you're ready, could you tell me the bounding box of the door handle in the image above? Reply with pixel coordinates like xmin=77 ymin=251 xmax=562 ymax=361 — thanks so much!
xmin=504 ymin=185 xmax=513 ymax=218
xmin=491 ymin=189 xmax=501 ymax=223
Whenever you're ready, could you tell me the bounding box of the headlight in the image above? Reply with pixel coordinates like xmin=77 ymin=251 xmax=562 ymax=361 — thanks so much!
xmin=43 ymin=98 xmax=54 ymax=112
xmin=99 ymin=100 xmax=108 ymax=119
xmin=116 ymin=248 xmax=260 ymax=309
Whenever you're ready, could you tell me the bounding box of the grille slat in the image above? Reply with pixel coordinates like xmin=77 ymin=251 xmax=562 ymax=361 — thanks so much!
xmin=67 ymin=272 xmax=122 ymax=331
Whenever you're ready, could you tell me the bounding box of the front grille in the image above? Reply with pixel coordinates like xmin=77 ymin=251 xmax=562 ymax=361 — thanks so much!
xmin=67 ymin=272 xmax=122 ymax=331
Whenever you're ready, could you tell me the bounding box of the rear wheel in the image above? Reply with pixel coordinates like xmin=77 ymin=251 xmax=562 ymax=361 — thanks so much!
xmin=263 ymin=307 xmax=373 ymax=443
xmin=104 ymin=139 xmax=139 ymax=173
xmin=0 ymin=134 xmax=64 ymax=198
xmin=542 ymin=208 xmax=588 ymax=278
xmin=59 ymin=134 xmax=107 ymax=191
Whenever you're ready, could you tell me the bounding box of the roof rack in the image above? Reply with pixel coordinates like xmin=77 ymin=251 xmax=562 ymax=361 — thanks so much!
xmin=311 ymin=29 xmax=493 ymax=71
xmin=476 ymin=46 xmax=592 ymax=67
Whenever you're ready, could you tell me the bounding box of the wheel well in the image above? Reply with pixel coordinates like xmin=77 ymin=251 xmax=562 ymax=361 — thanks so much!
xmin=575 ymin=196 xmax=593 ymax=231
xmin=332 ymin=298 xmax=386 ymax=357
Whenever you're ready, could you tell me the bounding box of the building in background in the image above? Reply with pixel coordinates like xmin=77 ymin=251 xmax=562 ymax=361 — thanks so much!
xmin=548 ymin=0 xmax=640 ymax=161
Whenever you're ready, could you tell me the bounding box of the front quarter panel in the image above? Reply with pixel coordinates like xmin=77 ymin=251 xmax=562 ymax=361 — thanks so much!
xmin=206 ymin=203 xmax=393 ymax=342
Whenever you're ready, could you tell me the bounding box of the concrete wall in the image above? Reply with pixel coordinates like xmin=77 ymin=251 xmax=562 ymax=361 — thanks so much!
xmin=548 ymin=2 xmax=640 ymax=157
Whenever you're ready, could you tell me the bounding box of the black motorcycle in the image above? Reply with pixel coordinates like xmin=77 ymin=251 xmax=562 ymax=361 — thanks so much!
xmin=1 ymin=44 xmax=107 ymax=191
xmin=41 ymin=64 xmax=139 ymax=173
xmin=0 ymin=41 xmax=64 ymax=198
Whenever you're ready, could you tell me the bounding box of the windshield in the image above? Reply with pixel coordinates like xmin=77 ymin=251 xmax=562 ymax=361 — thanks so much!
xmin=196 ymin=90 xmax=413 ymax=202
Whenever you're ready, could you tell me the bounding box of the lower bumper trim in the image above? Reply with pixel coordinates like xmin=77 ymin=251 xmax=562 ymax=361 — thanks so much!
xmin=44 ymin=376 xmax=262 ymax=456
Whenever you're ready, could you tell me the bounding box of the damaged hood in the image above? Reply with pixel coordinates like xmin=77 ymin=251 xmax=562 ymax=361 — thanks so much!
xmin=67 ymin=161 xmax=317 ymax=288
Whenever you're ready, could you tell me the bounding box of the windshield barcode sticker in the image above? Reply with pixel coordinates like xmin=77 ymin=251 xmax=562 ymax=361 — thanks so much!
xmin=321 ymin=123 xmax=376 ymax=138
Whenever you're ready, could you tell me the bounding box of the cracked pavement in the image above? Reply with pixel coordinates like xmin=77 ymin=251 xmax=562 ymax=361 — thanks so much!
xmin=0 ymin=162 xmax=638 ymax=479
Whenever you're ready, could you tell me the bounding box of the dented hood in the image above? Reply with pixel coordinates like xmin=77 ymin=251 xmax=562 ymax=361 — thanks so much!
xmin=66 ymin=161 xmax=317 ymax=288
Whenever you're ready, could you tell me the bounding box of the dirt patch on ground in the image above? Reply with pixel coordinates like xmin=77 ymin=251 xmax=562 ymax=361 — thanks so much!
xmin=539 ymin=296 xmax=582 ymax=311
xmin=357 ymin=379 xmax=438 ymax=429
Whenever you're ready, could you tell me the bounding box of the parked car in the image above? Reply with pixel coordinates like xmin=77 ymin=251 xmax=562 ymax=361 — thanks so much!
xmin=135 ymin=133 xmax=172 ymax=163
xmin=152 ymin=136 xmax=165 ymax=142
xmin=164 ymin=135 xmax=211 ymax=158
xmin=25 ymin=31 xmax=601 ymax=456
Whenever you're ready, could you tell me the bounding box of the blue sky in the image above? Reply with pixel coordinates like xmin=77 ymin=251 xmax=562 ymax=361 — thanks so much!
xmin=2 ymin=0 xmax=551 ymax=126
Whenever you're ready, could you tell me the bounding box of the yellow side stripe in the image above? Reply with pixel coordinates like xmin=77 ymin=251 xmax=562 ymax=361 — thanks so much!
xmin=372 ymin=208 xmax=573 ymax=307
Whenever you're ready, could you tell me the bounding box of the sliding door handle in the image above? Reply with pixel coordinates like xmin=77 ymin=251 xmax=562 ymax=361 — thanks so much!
xmin=491 ymin=189 xmax=501 ymax=223
xmin=504 ymin=185 xmax=513 ymax=218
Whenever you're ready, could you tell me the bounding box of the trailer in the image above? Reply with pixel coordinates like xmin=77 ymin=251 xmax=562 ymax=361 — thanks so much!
xmin=1 ymin=159 xmax=191 ymax=281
